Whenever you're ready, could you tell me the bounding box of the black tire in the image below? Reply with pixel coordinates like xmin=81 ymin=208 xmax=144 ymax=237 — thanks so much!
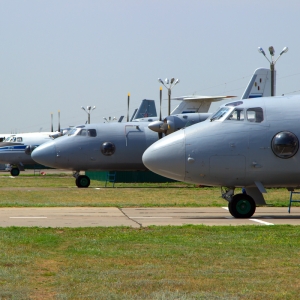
xmin=75 ymin=175 xmax=90 ymax=188
xmin=228 ymin=193 xmax=256 ymax=218
xmin=10 ymin=168 xmax=20 ymax=177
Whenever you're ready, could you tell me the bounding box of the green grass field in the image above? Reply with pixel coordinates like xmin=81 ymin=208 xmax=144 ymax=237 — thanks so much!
xmin=0 ymin=173 xmax=298 ymax=208
xmin=0 ymin=173 xmax=300 ymax=299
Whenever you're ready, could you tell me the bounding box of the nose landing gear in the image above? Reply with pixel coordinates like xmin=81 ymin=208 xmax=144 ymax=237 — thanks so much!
xmin=222 ymin=187 xmax=256 ymax=218
xmin=73 ymin=171 xmax=90 ymax=188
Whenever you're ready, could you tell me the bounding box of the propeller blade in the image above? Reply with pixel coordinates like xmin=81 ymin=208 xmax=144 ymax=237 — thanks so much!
xmin=51 ymin=113 xmax=53 ymax=132
xmin=159 ymin=87 xmax=162 ymax=121
xmin=58 ymin=110 xmax=61 ymax=132
xmin=127 ymin=93 xmax=130 ymax=122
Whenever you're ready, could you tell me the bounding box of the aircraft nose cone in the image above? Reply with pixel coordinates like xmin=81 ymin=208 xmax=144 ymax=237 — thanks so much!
xmin=143 ymin=130 xmax=185 ymax=181
xmin=148 ymin=120 xmax=165 ymax=133
xmin=31 ymin=141 xmax=57 ymax=168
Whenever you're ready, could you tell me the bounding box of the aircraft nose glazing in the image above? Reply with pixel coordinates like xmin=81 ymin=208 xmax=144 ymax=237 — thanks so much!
xmin=31 ymin=142 xmax=57 ymax=168
xmin=142 ymin=130 xmax=185 ymax=182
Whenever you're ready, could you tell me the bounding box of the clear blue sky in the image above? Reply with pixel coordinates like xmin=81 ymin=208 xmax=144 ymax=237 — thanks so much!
xmin=1 ymin=0 xmax=299 ymax=133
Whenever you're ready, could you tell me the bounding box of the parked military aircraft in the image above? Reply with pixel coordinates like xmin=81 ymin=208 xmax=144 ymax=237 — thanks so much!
xmin=31 ymin=67 xmax=271 ymax=188
xmin=143 ymin=94 xmax=300 ymax=219
xmin=147 ymin=68 xmax=272 ymax=136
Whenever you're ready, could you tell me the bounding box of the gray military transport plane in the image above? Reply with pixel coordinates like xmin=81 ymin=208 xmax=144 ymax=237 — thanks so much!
xmin=31 ymin=68 xmax=271 ymax=188
xmin=142 ymin=94 xmax=300 ymax=219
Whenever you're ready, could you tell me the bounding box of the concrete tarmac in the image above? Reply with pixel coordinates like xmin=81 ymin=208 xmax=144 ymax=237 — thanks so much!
xmin=0 ymin=206 xmax=300 ymax=227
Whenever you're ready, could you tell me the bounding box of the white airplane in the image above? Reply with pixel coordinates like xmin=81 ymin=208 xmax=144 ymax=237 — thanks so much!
xmin=142 ymin=94 xmax=300 ymax=219
xmin=0 ymin=132 xmax=56 ymax=176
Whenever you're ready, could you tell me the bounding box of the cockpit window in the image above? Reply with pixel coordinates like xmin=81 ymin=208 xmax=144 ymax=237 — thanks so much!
xmin=87 ymin=129 xmax=97 ymax=137
xmin=226 ymin=108 xmax=244 ymax=121
xmin=225 ymin=101 xmax=243 ymax=107
xmin=68 ymin=128 xmax=79 ymax=136
xmin=210 ymin=107 xmax=231 ymax=122
xmin=247 ymin=107 xmax=264 ymax=123
xmin=16 ymin=137 xmax=23 ymax=142
xmin=78 ymin=129 xmax=87 ymax=136
xmin=5 ymin=136 xmax=16 ymax=142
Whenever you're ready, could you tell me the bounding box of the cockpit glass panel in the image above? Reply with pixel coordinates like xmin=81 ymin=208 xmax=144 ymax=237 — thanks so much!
xmin=226 ymin=108 xmax=244 ymax=121
xmin=87 ymin=129 xmax=97 ymax=137
xmin=210 ymin=107 xmax=231 ymax=122
xmin=78 ymin=129 xmax=87 ymax=136
xmin=16 ymin=137 xmax=23 ymax=142
xmin=68 ymin=128 xmax=79 ymax=136
xmin=225 ymin=101 xmax=243 ymax=107
xmin=247 ymin=107 xmax=264 ymax=123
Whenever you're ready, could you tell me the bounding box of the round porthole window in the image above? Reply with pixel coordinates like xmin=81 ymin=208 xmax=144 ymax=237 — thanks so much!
xmin=271 ymin=131 xmax=299 ymax=159
xmin=101 ymin=142 xmax=116 ymax=156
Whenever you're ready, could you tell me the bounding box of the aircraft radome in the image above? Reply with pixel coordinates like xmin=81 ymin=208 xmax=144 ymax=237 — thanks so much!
xmin=143 ymin=94 xmax=300 ymax=219
xmin=31 ymin=67 xmax=271 ymax=188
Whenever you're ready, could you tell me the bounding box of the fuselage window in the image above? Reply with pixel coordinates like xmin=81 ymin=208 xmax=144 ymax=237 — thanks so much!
xmin=226 ymin=109 xmax=244 ymax=121
xmin=271 ymin=131 xmax=299 ymax=159
xmin=247 ymin=107 xmax=264 ymax=123
xmin=101 ymin=142 xmax=116 ymax=156
xmin=88 ymin=129 xmax=97 ymax=137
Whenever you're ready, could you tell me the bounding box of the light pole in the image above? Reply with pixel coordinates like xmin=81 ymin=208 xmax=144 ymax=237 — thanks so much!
xmin=81 ymin=106 xmax=96 ymax=124
xmin=258 ymin=46 xmax=288 ymax=96
xmin=158 ymin=77 xmax=180 ymax=115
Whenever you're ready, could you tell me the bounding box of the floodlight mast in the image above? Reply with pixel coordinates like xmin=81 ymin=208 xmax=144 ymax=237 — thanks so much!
xmin=81 ymin=105 xmax=96 ymax=124
xmin=258 ymin=46 xmax=288 ymax=96
xmin=157 ymin=77 xmax=180 ymax=115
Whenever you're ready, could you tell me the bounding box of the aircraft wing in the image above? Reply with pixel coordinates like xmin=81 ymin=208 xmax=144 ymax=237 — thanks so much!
xmin=171 ymin=95 xmax=236 ymax=101
xmin=170 ymin=95 xmax=236 ymax=114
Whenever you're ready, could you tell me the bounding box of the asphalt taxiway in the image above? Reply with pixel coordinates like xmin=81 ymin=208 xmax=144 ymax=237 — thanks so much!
xmin=0 ymin=207 xmax=300 ymax=227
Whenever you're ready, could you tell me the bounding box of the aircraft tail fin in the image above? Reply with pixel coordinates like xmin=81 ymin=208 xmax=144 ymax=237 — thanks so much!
xmin=241 ymin=68 xmax=272 ymax=99
xmin=132 ymin=99 xmax=157 ymax=120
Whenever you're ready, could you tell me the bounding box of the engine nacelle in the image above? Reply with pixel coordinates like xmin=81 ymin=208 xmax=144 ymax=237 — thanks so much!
xmin=25 ymin=145 xmax=37 ymax=155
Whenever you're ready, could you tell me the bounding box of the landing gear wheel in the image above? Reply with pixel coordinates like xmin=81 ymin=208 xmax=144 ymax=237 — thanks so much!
xmin=228 ymin=193 xmax=256 ymax=218
xmin=10 ymin=168 xmax=20 ymax=177
xmin=75 ymin=175 xmax=90 ymax=188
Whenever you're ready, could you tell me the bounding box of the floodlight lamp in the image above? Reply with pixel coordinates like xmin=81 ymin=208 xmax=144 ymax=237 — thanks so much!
xmin=280 ymin=47 xmax=289 ymax=55
xmin=258 ymin=47 xmax=266 ymax=56
xmin=174 ymin=79 xmax=180 ymax=85
xmin=87 ymin=106 xmax=91 ymax=111
xmin=92 ymin=106 xmax=96 ymax=110
xmin=170 ymin=78 xmax=175 ymax=84
xmin=269 ymin=46 xmax=275 ymax=56
xmin=165 ymin=78 xmax=169 ymax=84
xmin=158 ymin=78 xmax=164 ymax=84
xmin=81 ymin=106 xmax=85 ymax=111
